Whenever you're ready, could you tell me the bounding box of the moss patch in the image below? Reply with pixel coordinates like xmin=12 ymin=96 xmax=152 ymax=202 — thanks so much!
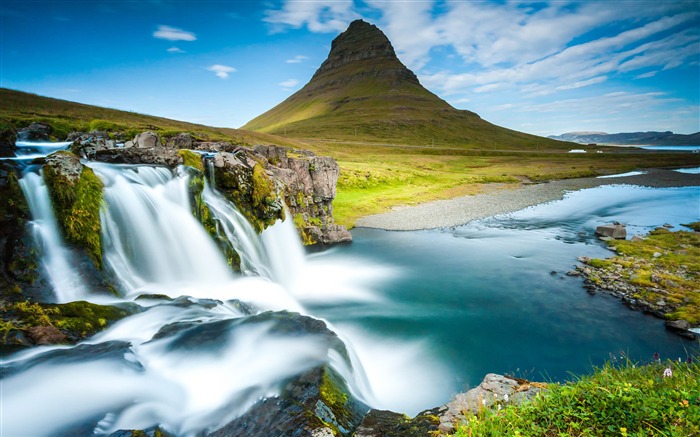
xmin=43 ymin=154 xmax=104 ymax=269
xmin=178 ymin=149 xmax=204 ymax=171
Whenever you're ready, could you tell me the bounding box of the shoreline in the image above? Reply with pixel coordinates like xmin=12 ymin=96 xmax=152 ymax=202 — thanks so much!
xmin=355 ymin=168 xmax=700 ymax=231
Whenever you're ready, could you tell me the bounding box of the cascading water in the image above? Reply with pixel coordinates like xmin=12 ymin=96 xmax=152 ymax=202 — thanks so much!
xmin=3 ymin=158 xmax=426 ymax=436
xmin=18 ymin=169 xmax=90 ymax=302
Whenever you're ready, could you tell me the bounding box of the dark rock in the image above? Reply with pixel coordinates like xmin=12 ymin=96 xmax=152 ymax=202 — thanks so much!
xmin=166 ymin=132 xmax=193 ymax=149
xmin=666 ymin=319 xmax=690 ymax=331
xmin=663 ymin=223 xmax=674 ymax=228
xmin=207 ymin=366 xmax=368 ymax=437
xmin=353 ymin=409 xmax=441 ymax=437
xmin=109 ymin=426 xmax=175 ymax=437
xmin=17 ymin=122 xmax=53 ymax=141
xmin=94 ymin=147 xmax=182 ymax=166
xmin=26 ymin=325 xmax=67 ymax=345
xmin=595 ymin=224 xmax=627 ymax=239
xmin=192 ymin=141 xmax=238 ymax=152
xmin=0 ymin=120 xmax=18 ymax=157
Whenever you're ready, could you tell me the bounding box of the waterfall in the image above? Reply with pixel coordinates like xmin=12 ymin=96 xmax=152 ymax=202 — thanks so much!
xmin=13 ymin=141 xmax=72 ymax=161
xmin=18 ymin=170 xmax=90 ymax=302
xmin=4 ymin=158 xmax=410 ymax=437
xmin=93 ymin=163 xmax=234 ymax=295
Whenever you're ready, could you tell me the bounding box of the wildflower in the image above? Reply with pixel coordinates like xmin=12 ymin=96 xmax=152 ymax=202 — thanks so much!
xmin=663 ymin=367 xmax=673 ymax=378
xmin=680 ymin=399 xmax=689 ymax=408
xmin=688 ymin=357 xmax=693 ymax=364
xmin=653 ymin=352 xmax=660 ymax=361
xmin=504 ymin=393 xmax=509 ymax=402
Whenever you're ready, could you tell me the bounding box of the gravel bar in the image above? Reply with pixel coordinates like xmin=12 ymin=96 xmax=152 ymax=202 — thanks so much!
xmin=355 ymin=169 xmax=700 ymax=231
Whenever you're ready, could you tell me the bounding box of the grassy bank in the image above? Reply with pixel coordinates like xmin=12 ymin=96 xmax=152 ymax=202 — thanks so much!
xmin=319 ymin=142 xmax=700 ymax=227
xmin=452 ymin=358 xmax=700 ymax=436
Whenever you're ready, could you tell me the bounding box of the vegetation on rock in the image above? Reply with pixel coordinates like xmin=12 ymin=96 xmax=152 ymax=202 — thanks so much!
xmin=1 ymin=299 xmax=137 ymax=347
xmin=580 ymin=224 xmax=700 ymax=324
xmin=452 ymin=358 xmax=700 ymax=436
xmin=43 ymin=152 xmax=105 ymax=268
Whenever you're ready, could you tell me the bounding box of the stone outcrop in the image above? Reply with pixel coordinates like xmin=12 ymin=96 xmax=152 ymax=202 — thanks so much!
xmin=17 ymin=122 xmax=52 ymax=141
xmin=253 ymin=145 xmax=352 ymax=244
xmin=595 ymin=222 xmax=627 ymax=240
xmin=436 ymin=373 xmax=547 ymax=434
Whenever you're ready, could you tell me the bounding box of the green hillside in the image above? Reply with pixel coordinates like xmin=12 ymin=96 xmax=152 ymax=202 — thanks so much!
xmin=0 ymin=88 xmax=305 ymax=148
xmin=243 ymin=20 xmax=570 ymax=150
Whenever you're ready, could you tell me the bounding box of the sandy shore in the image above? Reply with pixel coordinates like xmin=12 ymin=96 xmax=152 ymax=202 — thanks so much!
xmin=355 ymin=168 xmax=700 ymax=231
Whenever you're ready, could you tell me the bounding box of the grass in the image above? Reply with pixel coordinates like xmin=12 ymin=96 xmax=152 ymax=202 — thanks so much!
xmin=323 ymin=142 xmax=700 ymax=227
xmin=452 ymin=357 xmax=700 ymax=437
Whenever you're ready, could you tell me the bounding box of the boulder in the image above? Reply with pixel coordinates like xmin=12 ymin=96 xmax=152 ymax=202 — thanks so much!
xmin=166 ymin=132 xmax=193 ymax=149
xmin=17 ymin=122 xmax=52 ymax=141
xmin=70 ymin=131 xmax=117 ymax=158
xmin=125 ymin=131 xmax=161 ymax=148
xmin=437 ymin=373 xmax=547 ymax=433
xmin=595 ymin=224 xmax=627 ymax=240
xmin=44 ymin=151 xmax=83 ymax=185
xmin=665 ymin=319 xmax=695 ymax=339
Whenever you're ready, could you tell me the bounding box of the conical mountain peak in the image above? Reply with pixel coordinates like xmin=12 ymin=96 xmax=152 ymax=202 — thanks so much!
xmin=243 ymin=21 xmax=566 ymax=150
xmin=309 ymin=19 xmax=419 ymax=87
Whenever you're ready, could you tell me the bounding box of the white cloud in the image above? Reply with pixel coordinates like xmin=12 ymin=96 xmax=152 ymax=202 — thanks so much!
xmin=279 ymin=79 xmax=300 ymax=88
xmin=208 ymin=64 xmax=237 ymax=79
xmin=153 ymin=25 xmax=197 ymax=41
xmin=634 ymin=71 xmax=658 ymax=79
xmin=556 ymin=76 xmax=608 ymax=91
xmin=167 ymin=47 xmax=185 ymax=54
xmin=264 ymin=1 xmax=357 ymax=33
xmin=286 ymin=55 xmax=308 ymax=64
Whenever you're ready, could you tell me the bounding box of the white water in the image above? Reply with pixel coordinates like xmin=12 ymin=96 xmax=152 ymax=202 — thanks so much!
xmin=3 ymin=160 xmax=439 ymax=436
xmin=12 ymin=140 xmax=73 ymax=160
xmin=18 ymin=171 xmax=90 ymax=301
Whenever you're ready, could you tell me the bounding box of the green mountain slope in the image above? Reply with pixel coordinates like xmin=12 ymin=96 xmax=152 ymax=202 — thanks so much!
xmin=0 ymin=88 xmax=305 ymax=148
xmin=243 ymin=20 xmax=569 ymax=150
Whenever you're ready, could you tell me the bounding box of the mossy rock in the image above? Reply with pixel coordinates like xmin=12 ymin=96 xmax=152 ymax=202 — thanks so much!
xmin=1 ymin=299 xmax=139 ymax=348
xmin=178 ymin=149 xmax=204 ymax=171
xmin=43 ymin=151 xmax=105 ymax=269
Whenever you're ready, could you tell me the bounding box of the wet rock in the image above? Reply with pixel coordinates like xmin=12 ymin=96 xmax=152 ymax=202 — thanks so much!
xmin=26 ymin=325 xmax=67 ymax=345
xmin=437 ymin=374 xmax=546 ymax=433
xmin=17 ymin=122 xmax=52 ymax=141
xmin=665 ymin=320 xmax=696 ymax=340
xmin=207 ymin=366 xmax=368 ymax=437
xmin=663 ymin=223 xmax=674 ymax=228
xmin=595 ymin=223 xmax=627 ymax=240
xmin=94 ymin=147 xmax=182 ymax=166
xmin=45 ymin=151 xmax=83 ymax=184
xmin=166 ymin=132 xmax=193 ymax=149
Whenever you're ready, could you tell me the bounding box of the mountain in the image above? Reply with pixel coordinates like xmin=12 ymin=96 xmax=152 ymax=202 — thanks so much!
xmin=549 ymin=131 xmax=700 ymax=146
xmin=243 ymin=20 xmax=569 ymax=150
xmin=0 ymin=88 xmax=305 ymax=149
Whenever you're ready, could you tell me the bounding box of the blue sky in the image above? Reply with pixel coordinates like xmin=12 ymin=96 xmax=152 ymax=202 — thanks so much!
xmin=1 ymin=0 xmax=698 ymax=136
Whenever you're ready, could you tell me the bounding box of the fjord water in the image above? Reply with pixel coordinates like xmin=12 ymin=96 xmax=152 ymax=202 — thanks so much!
xmin=3 ymin=155 xmax=698 ymax=436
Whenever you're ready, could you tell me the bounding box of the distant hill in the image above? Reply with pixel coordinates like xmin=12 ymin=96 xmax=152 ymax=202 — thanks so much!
xmin=243 ymin=20 xmax=569 ymax=150
xmin=549 ymin=131 xmax=700 ymax=146
xmin=0 ymin=88 xmax=305 ymax=148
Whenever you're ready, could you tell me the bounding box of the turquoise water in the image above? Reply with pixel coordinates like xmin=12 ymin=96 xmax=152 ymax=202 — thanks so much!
xmin=308 ymin=185 xmax=699 ymax=402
